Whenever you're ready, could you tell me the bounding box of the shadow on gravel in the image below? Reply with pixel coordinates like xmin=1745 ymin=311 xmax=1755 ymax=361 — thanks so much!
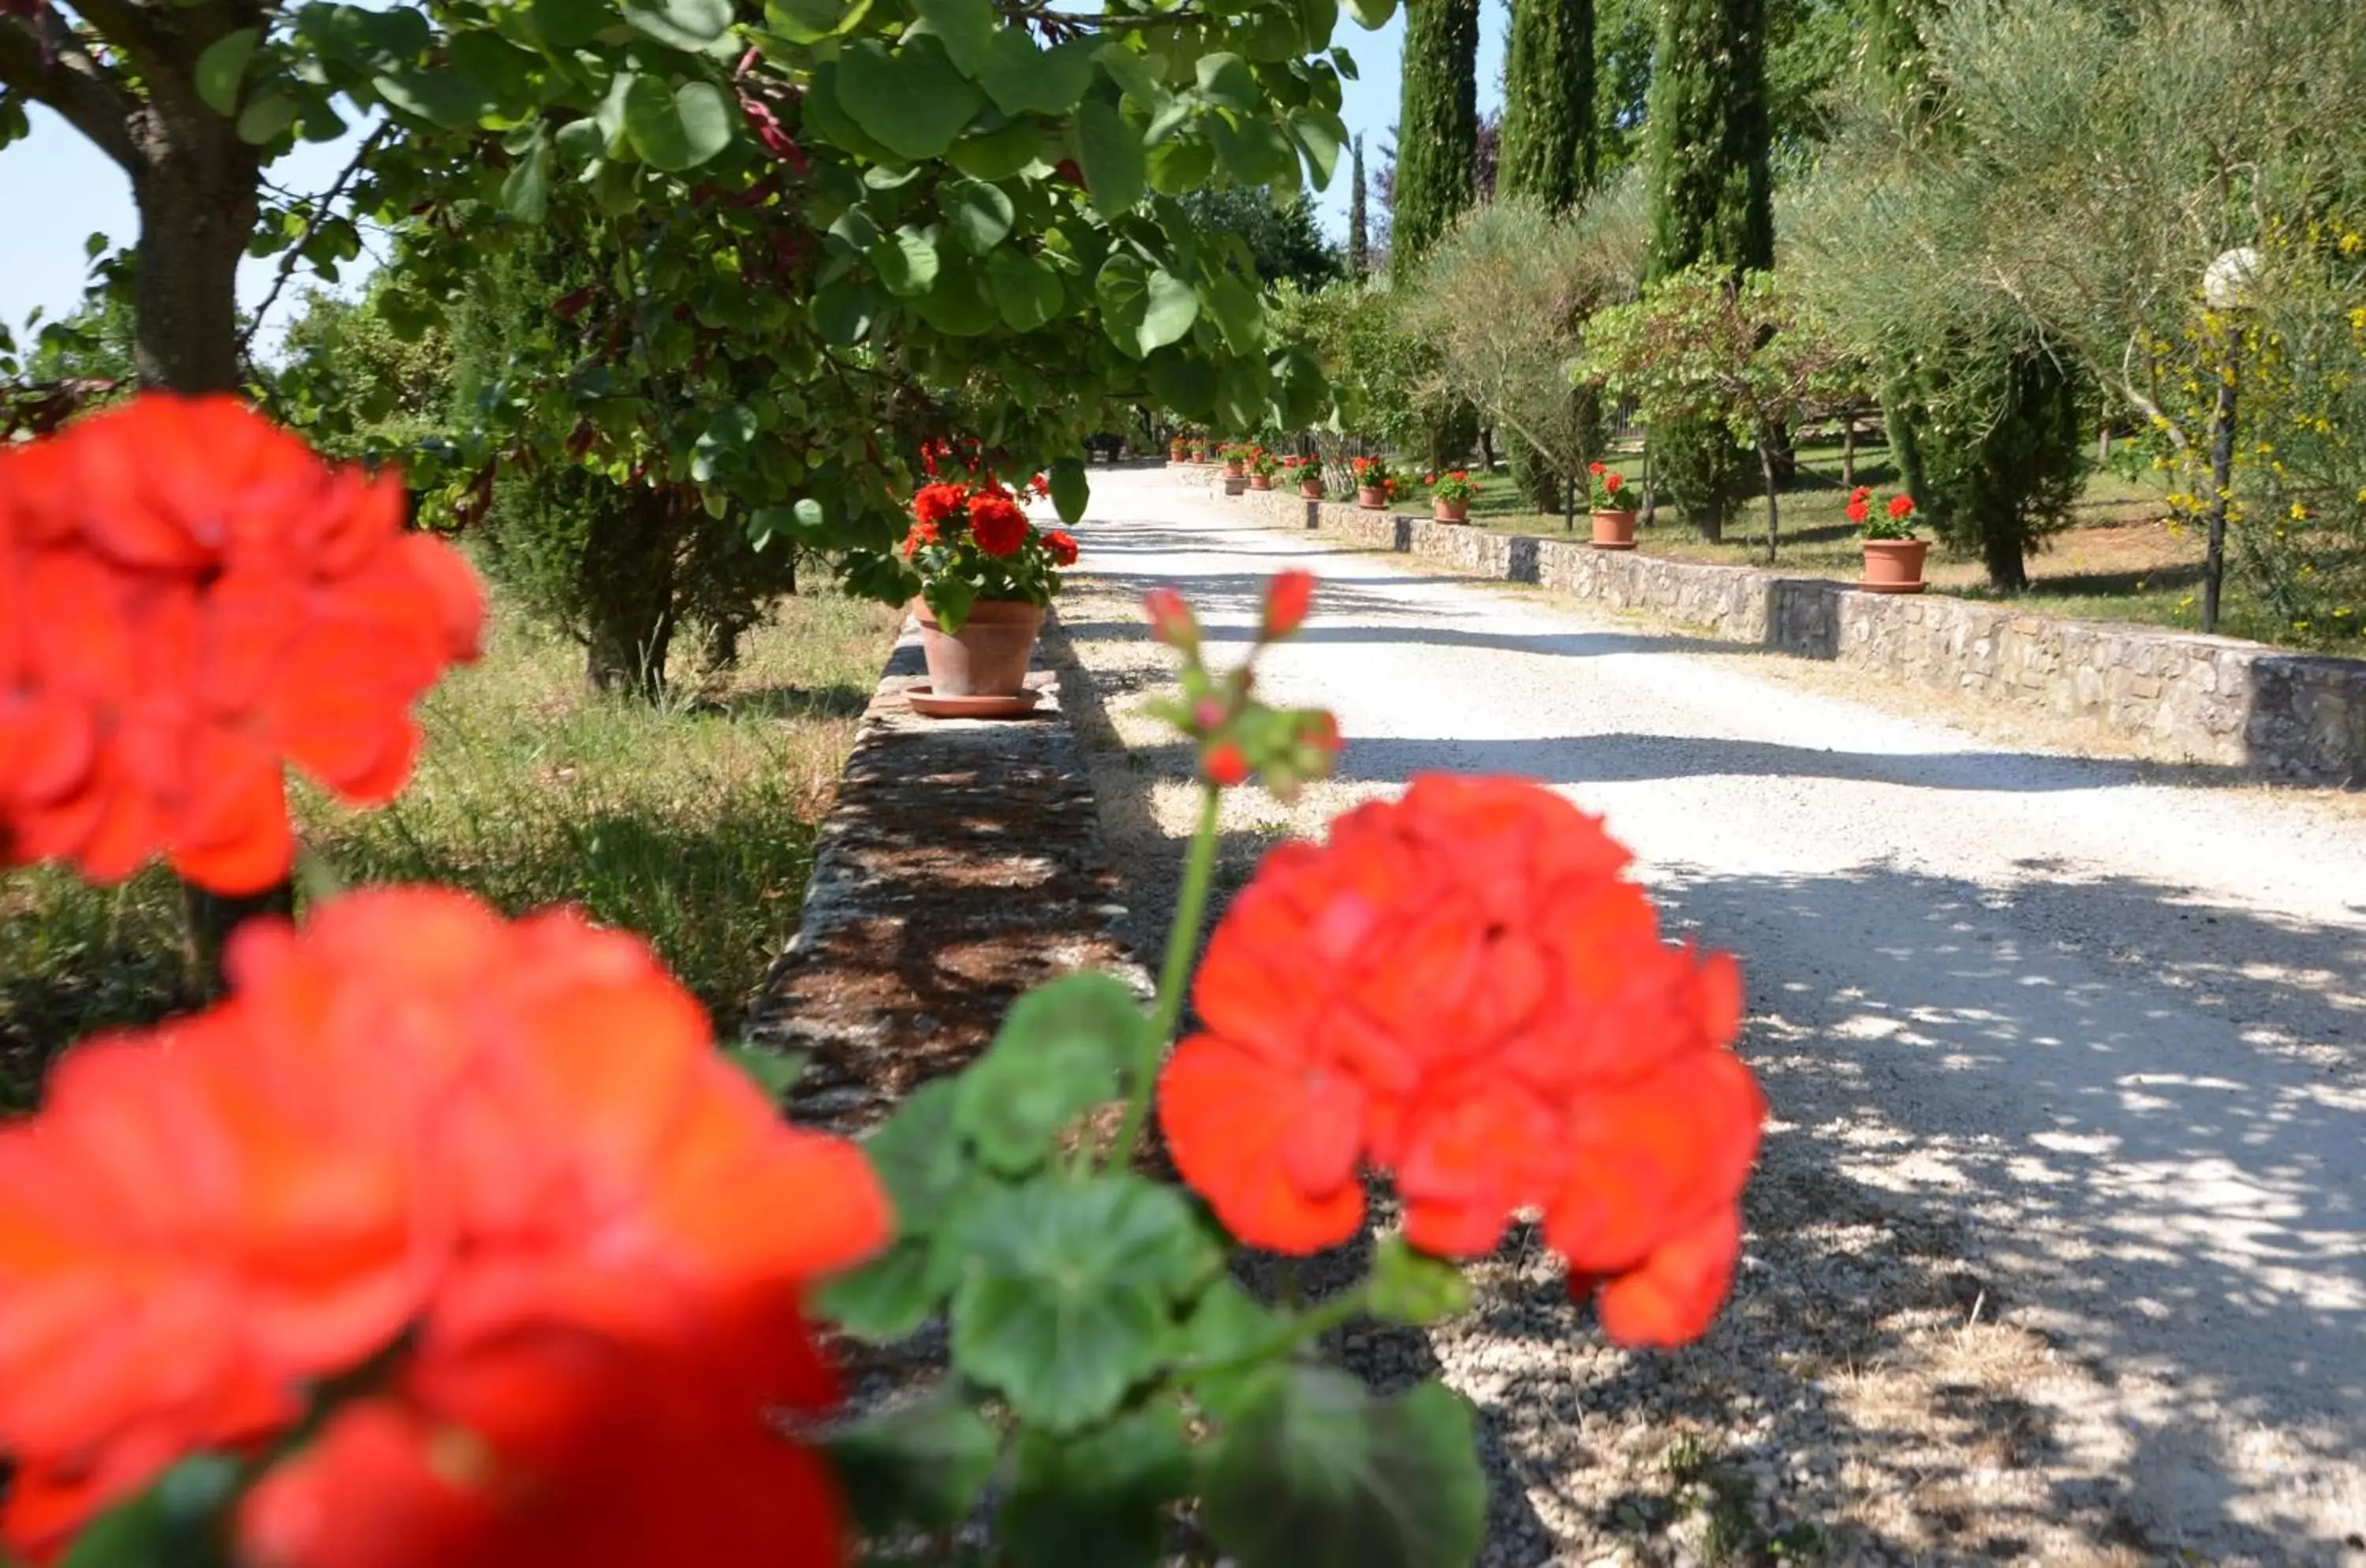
xmin=1328 ymin=733 xmax=2255 ymax=795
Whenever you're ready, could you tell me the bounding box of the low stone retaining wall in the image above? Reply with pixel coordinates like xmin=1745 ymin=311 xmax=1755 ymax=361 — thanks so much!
xmin=1207 ymin=475 xmax=2366 ymax=786
xmin=745 ymin=613 xmax=1143 ymax=1131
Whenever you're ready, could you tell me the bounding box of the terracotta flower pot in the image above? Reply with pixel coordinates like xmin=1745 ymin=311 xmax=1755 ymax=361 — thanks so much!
xmin=1224 ymin=461 xmax=1246 ymax=479
xmin=912 ymin=597 xmax=1044 ymax=698
xmin=1861 ymin=538 xmax=1929 ymax=594
xmin=1300 ymin=482 xmax=1326 ymax=500
xmin=1590 ymin=509 xmax=1638 ymax=551
xmin=1357 ymin=485 xmax=1388 ymax=510
xmin=1249 ymin=474 xmax=1274 ymax=491
xmin=1433 ymin=498 xmax=1470 ymax=524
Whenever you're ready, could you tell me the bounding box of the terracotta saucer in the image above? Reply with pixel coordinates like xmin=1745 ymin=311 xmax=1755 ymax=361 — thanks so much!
xmin=905 ymin=683 xmax=1043 ymax=719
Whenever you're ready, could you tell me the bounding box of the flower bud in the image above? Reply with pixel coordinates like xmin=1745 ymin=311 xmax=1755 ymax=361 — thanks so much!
xmin=1261 ymin=569 xmax=1316 ymax=640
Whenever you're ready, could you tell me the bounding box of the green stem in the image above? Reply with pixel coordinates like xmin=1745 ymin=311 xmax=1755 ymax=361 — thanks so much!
xmin=1180 ymin=1285 xmax=1372 ymax=1381
xmin=1110 ymin=782 xmax=1222 ymax=1169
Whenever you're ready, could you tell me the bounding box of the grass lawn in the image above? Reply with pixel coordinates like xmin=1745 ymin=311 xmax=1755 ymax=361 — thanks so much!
xmin=1442 ymin=433 xmax=2318 ymax=647
xmin=0 ymin=581 xmax=905 ymax=1110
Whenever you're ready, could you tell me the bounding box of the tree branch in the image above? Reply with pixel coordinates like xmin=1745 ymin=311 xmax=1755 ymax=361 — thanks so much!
xmin=237 ymin=121 xmax=390 ymax=364
xmin=0 ymin=9 xmax=140 ymax=171
xmin=57 ymin=0 xmax=174 ymax=80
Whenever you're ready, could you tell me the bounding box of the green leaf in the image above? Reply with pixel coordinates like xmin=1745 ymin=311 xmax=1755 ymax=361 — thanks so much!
xmin=940 ymin=176 xmax=1015 ymax=254
xmin=988 ymin=249 xmax=1064 ymax=331
xmin=862 ymin=1079 xmax=970 ymax=1232
xmin=532 ymin=0 xmax=611 ymax=48
xmin=811 ymin=275 xmax=881 ymax=344
xmin=1095 ymin=252 xmax=1151 ymax=360
xmin=1193 ymin=51 xmax=1256 ymax=110
xmin=1366 ymin=1235 xmax=1475 ymax=1326
xmin=1048 ymin=457 xmax=1088 ymax=525
xmin=976 ymin=32 xmax=1093 ymax=117
xmin=692 ymin=405 xmax=759 ymax=482
xmin=912 ymin=261 xmax=999 ymax=336
xmin=1207 ymin=112 xmax=1297 ymax=190
xmin=1001 ymin=1405 xmax=1192 ymax=1568
xmin=950 ymin=1176 xmax=1219 ymax=1431
xmin=81 ymin=231 xmax=108 ymax=260
xmin=835 ymin=35 xmax=983 ymax=160
xmin=1342 ymin=0 xmax=1395 ymax=27
xmin=873 ymin=225 xmax=942 ymax=297
xmin=825 ymin=1392 xmax=1002 ymax=1535
xmin=947 ymin=119 xmax=1044 ymax=181
xmin=1202 ymin=1371 xmax=1487 ymax=1568
xmin=1071 ymin=98 xmax=1144 ymax=218
xmin=764 ymin=0 xmax=865 ymax=43
xmin=910 ymin=0 xmax=995 ymax=73
xmin=1094 ymin=41 xmax=1170 ymax=112
xmin=1148 ymin=135 xmax=1216 ymax=195
xmin=1145 ymin=350 xmax=1217 ymax=420
xmin=500 ymin=130 xmax=551 ymax=222
xmin=555 ymin=115 xmax=606 ymax=162
xmin=62 ymin=1454 xmax=243 ymax=1568
xmin=620 ymin=0 xmax=731 ymax=50
xmin=1136 ymin=268 xmax=1200 ymax=355
xmin=1288 ymin=104 xmax=1346 ymax=188
xmin=236 ymin=89 xmax=299 ymax=144
xmin=722 ymin=1042 xmax=806 ymax=1099
xmin=623 ymin=77 xmax=733 ymax=170
xmin=815 ymin=1234 xmax=957 ymax=1341
xmin=195 ymin=28 xmax=260 ymax=116
xmin=1201 ymin=272 xmax=1263 ymax=355
xmin=1269 ymin=345 xmax=1329 ymax=429
xmin=953 ymin=973 xmax=1148 ymax=1173
xmin=1174 ymin=1277 xmax=1286 ymax=1421
xmin=373 ymin=68 xmax=494 ymax=129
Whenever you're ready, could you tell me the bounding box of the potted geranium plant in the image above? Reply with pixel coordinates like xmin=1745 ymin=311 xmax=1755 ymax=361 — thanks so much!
xmin=1351 ymin=454 xmax=1398 ymax=510
xmin=1852 ymin=487 xmax=1926 ymax=592
xmin=1222 ymin=442 xmax=1250 ymax=480
xmin=1427 ymin=469 xmax=1476 ymax=524
xmin=1247 ymin=446 xmax=1280 ymax=491
xmin=1285 ymin=454 xmax=1327 ymax=499
xmin=1588 ymin=461 xmax=1638 ymax=551
xmin=901 ymin=472 xmax=1080 ymax=701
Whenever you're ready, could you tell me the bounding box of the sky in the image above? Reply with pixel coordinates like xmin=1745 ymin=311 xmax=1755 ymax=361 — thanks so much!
xmin=0 ymin=2 xmax=1507 ymax=341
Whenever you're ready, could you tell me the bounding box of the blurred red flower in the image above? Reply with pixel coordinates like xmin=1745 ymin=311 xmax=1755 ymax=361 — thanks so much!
xmin=1158 ymin=776 xmax=1760 ymax=1348
xmin=966 ymin=494 xmax=1030 ymax=558
xmin=0 ymin=887 xmax=887 ymax=1562
xmin=1262 ymin=569 xmax=1315 ymax=639
xmin=1887 ymin=495 xmax=1915 ymax=521
xmin=1143 ymin=588 xmax=1196 ymax=649
xmin=1845 ymin=495 xmax=1871 ymax=525
xmin=912 ymin=483 xmax=968 ymax=528
xmin=1042 ymin=529 xmax=1080 ymax=567
xmin=901 ymin=520 xmax=941 ymax=558
xmin=1202 ymin=741 xmax=1250 ymax=787
xmin=0 ymin=395 xmax=482 ymax=893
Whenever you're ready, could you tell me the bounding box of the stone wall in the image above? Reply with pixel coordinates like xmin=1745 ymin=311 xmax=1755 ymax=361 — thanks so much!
xmin=1207 ymin=476 xmax=2366 ymax=786
xmin=745 ymin=614 xmax=1144 ymax=1132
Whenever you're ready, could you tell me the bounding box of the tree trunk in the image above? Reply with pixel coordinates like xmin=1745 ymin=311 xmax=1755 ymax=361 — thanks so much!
xmin=131 ymin=109 xmax=260 ymax=396
xmin=1841 ymin=414 xmax=1857 ymax=488
xmin=1763 ymin=416 xmax=1797 ymax=487
xmin=584 ymin=486 xmax=682 ymax=700
xmin=132 ymin=103 xmax=276 ymax=990
xmin=1756 ymin=434 xmax=1780 ymax=564
xmin=1564 ymin=472 xmax=1577 ymax=532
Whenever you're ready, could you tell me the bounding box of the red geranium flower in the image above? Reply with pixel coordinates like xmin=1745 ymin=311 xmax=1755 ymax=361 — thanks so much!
xmin=1603 ymin=472 xmax=1624 ymax=494
xmin=1263 ymin=569 xmax=1315 ymax=640
xmin=1845 ymin=494 xmax=1871 ymax=525
xmin=1144 ymin=588 xmax=1196 ymax=650
xmin=966 ymin=494 xmax=1030 ymax=558
xmin=1043 ymin=529 xmax=1080 ymax=567
xmin=1588 ymin=461 xmax=1606 ymax=476
xmin=901 ymin=520 xmax=941 ymax=559
xmin=0 ymin=887 xmax=889 ymax=1562
xmin=0 ymin=395 xmax=483 ymax=894
xmin=1158 ymin=777 xmax=1760 ymax=1348
xmin=912 ymin=483 xmax=968 ymax=528
xmin=1887 ymin=495 xmax=1915 ymax=521
xmin=1202 ymin=741 xmax=1250 ymax=787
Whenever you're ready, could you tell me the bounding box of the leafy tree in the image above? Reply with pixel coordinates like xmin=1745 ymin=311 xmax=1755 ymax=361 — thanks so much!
xmin=274 ymin=278 xmax=455 ymax=465
xmin=1175 ymin=188 xmax=1342 ymax=291
xmin=1271 ymin=279 xmax=1430 ymax=457
xmin=1642 ymin=0 xmax=1774 ymax=539
xmin=1889 ymin=342 xmax=2082 ymax=592
xmin=1584 ymin=263 xmax=1857 ymax=560
xmin=1390 ymin=0 xmax=1481 ymax=277
xmin=1498 ymin=0 xmax=1595 ymax=215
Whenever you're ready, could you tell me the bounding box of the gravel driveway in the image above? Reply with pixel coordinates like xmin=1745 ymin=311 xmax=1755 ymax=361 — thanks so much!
xmin=1055 ymin=469 xmax=2366 ymax=1567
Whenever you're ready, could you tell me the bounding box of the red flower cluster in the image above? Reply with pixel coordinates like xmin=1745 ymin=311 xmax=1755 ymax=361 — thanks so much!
xmin=1043 ymin=529 xmax=1080 ymax=567
xmin=1887 ymin=494 xmax=1915 ymax=521
xmin=912 ymin=483 xmax=968 ymax=528
xmin=901 ymin=518 xmax=942 ymax=558
xmin=1845 ymin=486 xmax=1872 ymax=525
xmin=1159 ymin=776 xmax=1761 ymax=1348
xmin=966 ymin=491 xmax=1031 ymax=558
xmin=0 ymin=887 xmax=888 ymax=1566
xmin=0 ymin=396 xmax=483 ymax=893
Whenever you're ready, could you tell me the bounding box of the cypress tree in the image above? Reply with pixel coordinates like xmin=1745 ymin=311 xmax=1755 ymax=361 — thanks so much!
xmin=1498 ymin=0 xmax=1597 ymax=215
xmin=1641 ymin=0 xmax=1772 ymax=539
xmin=1348 ymin=135 xmax=1371 ymax=279
xmin=1394 ymin=0 xmax=1482 ymax=469
xmin=1390 ymin=0 xmax=1481 ymax=278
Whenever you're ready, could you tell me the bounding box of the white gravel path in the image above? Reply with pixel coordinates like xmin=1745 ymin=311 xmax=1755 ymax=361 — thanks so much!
xmin=1060 ymin=469 xmax=2366 ymax=1567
